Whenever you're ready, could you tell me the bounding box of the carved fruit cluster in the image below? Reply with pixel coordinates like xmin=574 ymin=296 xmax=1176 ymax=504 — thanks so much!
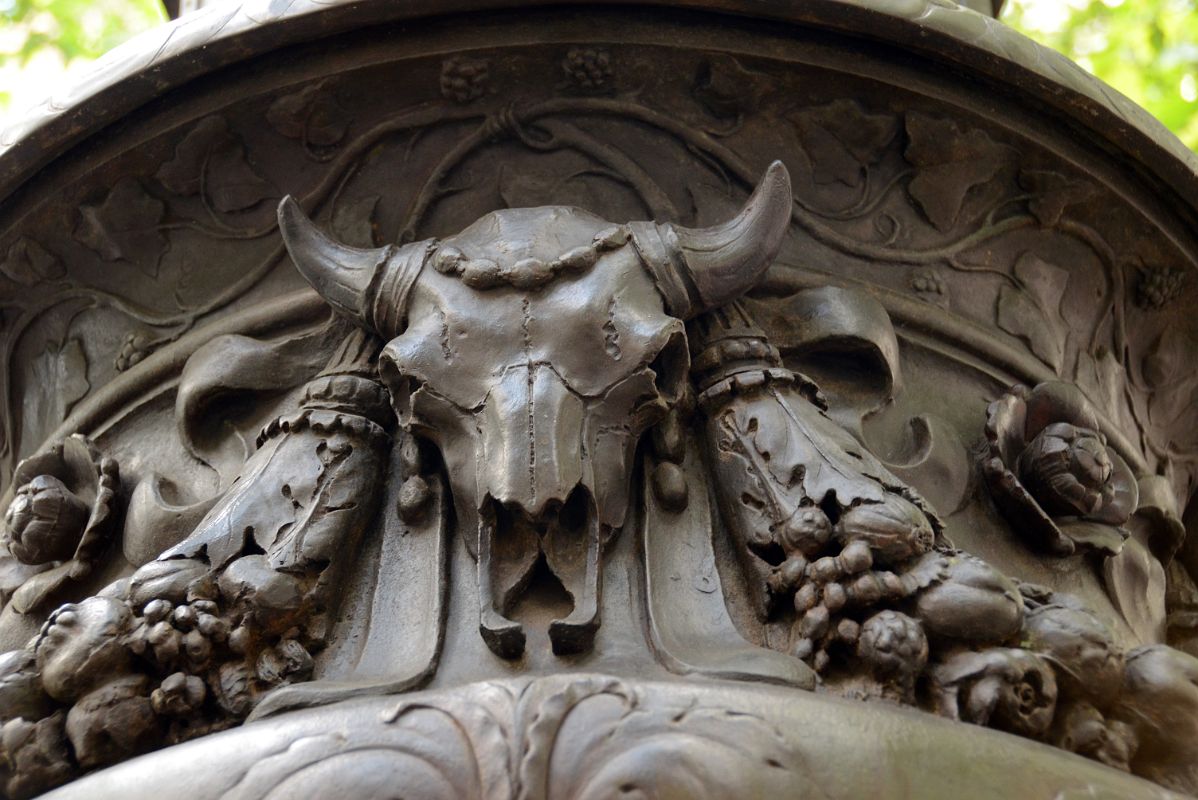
xmin=440 ymin=57 xmax=490 ymax=105
xmin=0 ymin=552 xmax=321 ymax=797
xmin=1135 ymin=263 xmax=1186 ymax=311
xmin=910 ymin=267 xmax=949 ymax=308
xmin=562 ymin=47 xmax=613 ymax=92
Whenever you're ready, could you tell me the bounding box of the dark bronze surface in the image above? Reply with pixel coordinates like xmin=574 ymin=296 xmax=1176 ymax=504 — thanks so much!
xmin=0 ymin=1 xmax=1195 ymax=797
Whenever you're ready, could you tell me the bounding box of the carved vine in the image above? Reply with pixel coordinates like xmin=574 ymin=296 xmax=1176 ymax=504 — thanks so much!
xmin=1 ymin=50 xmax=1186 ymax=492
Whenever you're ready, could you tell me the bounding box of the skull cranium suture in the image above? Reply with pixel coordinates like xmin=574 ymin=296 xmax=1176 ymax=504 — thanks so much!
xmin=278 ymin=161 xmax=793 ymax=657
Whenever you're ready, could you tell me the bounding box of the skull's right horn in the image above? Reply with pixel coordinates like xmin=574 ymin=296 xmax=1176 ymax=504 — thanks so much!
xmin=278 ymin=196 xmax=434 ymax=338
xmin=630 ymin=161 xmax=792 ymax=319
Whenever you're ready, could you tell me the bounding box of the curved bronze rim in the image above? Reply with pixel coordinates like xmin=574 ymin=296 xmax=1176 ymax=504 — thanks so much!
xmin=0 ymin=0 xmax=1195 ymax=219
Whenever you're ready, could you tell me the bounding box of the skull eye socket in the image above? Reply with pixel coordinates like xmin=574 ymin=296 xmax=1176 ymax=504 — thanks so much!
xmin=648 ymin=331 xmax=688 ymax=405
xmin=379 ymin=354 xmax=421 ymax=425
xmin=389 ymin=373 xmax=418 ymax=423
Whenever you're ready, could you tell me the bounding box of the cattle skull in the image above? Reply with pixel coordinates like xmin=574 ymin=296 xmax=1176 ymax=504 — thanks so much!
xmin=278 ymin=162 xmax=792 ymax=657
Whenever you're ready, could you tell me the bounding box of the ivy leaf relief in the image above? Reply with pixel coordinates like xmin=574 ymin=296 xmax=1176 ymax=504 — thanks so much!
xmin=693 ymin=57 xmax=772 ymax=119
xmin=790 ymin=99 xmax=898 ymax=188
xmin=905 ymin=112 xmax=1008 ymax=232
xmin=1143 ymin=326 xmax=1198 ymax=430
xmin=23 ymin=339 xmax=90 ymax=450
xmin=74 ymin=178 xmax=167 ymax=276
xmin=157 ymin=115 xmax=274 ymax=213
xmin=996 ymin=253 xmax=1070 ymax=372
xmin=1 ymin=237 xmax=64 ymax=286
xmin=1019 ymin=169 xmax=1097 ymax=227
xmin=266 ymin=83 xmax=348 ymax=147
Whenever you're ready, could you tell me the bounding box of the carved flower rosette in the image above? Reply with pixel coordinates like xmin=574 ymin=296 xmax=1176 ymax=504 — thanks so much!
xmin=983 ymin=382 xmax=1137 ymax=557
xmin=0 ymin=436 xmax=119 ymax=613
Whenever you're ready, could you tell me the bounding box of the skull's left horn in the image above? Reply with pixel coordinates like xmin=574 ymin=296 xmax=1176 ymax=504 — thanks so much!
xmin=630 ymin=161 xmax=792 ymax=319
xmin=278 ymin=196 xmax=434 ymax=337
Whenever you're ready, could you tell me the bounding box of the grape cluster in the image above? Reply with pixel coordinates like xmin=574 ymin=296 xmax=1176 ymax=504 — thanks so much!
xmin=114 ymin=330 xmax=156 ymax=372
xmin=130 ymin=598 xmax=229 ymax=673
xmin=440 ymin=57 xmax=490 ymax=105
xmin=760 ymin=493 xmax=940 ymax=678
xmin=562 ymin=48 xmax=613 ymax=92
xmin=911 ymin=268 xmax=948 ymax=308
xmin=1136 ymin=264 xmax=1186 ymax=311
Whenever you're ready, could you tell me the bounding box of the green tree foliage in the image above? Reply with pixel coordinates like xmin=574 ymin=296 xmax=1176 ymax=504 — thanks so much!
xmin=1004 ymin=0 xmax=1198 ymax=150
xmin=0 ymin=0 xmax=165 ymax=109
xmin=0 ymin=0 xmax=1195 ymax=151
xmin=1 ymin=0 xmax=164 ymax=62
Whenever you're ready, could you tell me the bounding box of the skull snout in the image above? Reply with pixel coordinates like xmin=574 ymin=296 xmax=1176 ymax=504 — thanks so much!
xmin=479 ymin=364 xmax=585 ymax=519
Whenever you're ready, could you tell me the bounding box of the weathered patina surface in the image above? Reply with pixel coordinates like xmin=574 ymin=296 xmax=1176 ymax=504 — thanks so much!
xmin=0 ymin=1 xmax=1195 ymax=797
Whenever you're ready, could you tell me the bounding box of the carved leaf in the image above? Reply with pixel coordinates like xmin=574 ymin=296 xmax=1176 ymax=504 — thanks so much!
xmin=790 ymin=99 xmax=898 ymax=187
xmin=156 ymin=115 xmax=273 ymax=213
xmin=1075 ymin=348 xmax=1142 ymax=450
xmin=17 ymin=339 xmax=91 ymax=475
xmin=0 ymin=544 xmax=50 ymax=603
xmin=1 ymin=237 xmax=64 ymax=286
xmin=1148 ymin=375 xmax=1198 ymax=430
xmin=1143 ymin=325 xmax=1193 ymax=391
xmin=692 ymin=58 xmax=772 ymax=118
xmin=31 ymin=339 xmax=90 ymax=426
xmin=1019 ymin=169 xmax=1096 ymax=227
xmin=904 ymin=112 xmax=1007 ymax=232
xmin=1142 ymin=326 xmax=1198 ymax=429
xmin=266 ymin=83 xmax=348 ymax=147
xmin=331 ymin=195 xmax=379 ymax=248
xmin=996 ymin=253 xmax=1070 ymax=372
xmin=1104 ymin=536 xmax=1166 ymax=643
xmin=74 ymin=178 xmax=167 ymax=275
xmin=1054 ymin=519 xmax=1127 ymax=557
xmin=724 ymin=386 xmax=890 ymax=511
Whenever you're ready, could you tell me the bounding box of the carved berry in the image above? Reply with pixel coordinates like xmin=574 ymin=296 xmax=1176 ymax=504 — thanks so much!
xmin=142 ymin=599 xmax=173 ymax=624
xmin=777 ymin=507 xmax=832 ymax=556
xmin=793 ymin=583 xmax=818 ymax=613
xmin=150 ymin=672 xmax=206 ymax=717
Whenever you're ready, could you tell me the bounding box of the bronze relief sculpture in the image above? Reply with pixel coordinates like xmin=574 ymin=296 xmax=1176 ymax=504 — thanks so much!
xmin=0 ymin=1 xmax=1196 ymax=797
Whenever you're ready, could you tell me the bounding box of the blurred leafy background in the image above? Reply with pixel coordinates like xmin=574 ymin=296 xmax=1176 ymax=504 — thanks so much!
xmin=0 ymin=0 xmax=1196 ymax=151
